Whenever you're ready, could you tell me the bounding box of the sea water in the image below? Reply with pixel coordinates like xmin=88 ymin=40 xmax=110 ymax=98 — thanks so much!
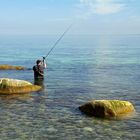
xmin=0 ymin=34 xmax=140 ymax=139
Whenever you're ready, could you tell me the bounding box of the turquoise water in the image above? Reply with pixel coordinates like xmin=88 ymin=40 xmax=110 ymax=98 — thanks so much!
xmin=0 ymin=34 xmax=140 ymax=139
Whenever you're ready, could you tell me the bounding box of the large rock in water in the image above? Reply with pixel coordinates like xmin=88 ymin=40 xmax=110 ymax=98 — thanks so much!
xmin=79 ymin=100 xmax=135 ymax=118
xmin=0 ymin=78 xmax=41 ymax=94
xmin=0 ymin=64 xmax=25 ymax=70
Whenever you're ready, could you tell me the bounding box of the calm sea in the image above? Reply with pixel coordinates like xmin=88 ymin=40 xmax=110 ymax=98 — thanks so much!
xmin=0 ymin=34 xmax=140 ymax=139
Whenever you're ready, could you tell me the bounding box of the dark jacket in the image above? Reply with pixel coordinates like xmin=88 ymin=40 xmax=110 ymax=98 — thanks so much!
xmin=33 ymin=65 xmax=44 ymax=79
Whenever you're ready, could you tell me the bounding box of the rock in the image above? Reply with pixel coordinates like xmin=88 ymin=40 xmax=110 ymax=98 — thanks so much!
xmin=0 ymin=64 xmax=25 ymax=70
xmin=79 ymin=100 xmax=135 ymax=118
xmin=0 ymin=78 xmax=41 ymax=94
xmin=83 ymin=127 xmax=93 ymax=132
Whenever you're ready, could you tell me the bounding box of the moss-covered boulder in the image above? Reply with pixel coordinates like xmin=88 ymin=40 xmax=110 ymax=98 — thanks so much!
xmin=0 ymin=64 xmax=25 ymax=70
xmin=0 ymin=78 xmax=41 ymax=94
xmin=79 ymin=100 xmax=135 ymax=118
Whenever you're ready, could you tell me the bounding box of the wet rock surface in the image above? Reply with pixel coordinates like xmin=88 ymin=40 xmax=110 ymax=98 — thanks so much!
xmin=79 ymin=100 xmax=135 ymax=118
xmin=0 ymin=78 xmax=41 ymax=94
xmin=0 ymin=64 xmax=25 ymax=70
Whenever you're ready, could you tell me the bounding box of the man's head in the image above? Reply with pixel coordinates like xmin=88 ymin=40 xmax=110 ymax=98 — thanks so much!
xmin=36 ymin=60 xmax=42 ymax=65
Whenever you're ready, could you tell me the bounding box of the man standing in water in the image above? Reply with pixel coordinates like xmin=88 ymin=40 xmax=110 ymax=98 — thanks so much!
xmin=33 ymin=58 xmax=46 ymax=85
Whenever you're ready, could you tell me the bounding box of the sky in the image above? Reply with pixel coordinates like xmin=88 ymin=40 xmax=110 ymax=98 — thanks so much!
xmin=0 ymin=0 xmax=140 ymax=35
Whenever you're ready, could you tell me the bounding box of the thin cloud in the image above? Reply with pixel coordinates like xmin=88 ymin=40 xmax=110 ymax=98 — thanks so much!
xmin=79 ymin=0 xmax=125 ymax=15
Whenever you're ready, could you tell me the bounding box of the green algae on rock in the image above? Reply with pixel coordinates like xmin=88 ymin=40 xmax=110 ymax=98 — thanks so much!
xmin=0 ymin=78 xmax=41 ymax=94
xmin=0 ymin=64 xmax=25 ymax=70
xmin=79 ymin=100 xmax=135 ymax=118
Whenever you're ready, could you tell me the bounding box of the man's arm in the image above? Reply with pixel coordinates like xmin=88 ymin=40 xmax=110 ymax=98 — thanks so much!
xmin=43 ymin=60 xmax=46 ymax=69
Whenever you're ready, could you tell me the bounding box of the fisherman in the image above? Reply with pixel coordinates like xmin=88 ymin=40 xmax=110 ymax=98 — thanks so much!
xmin=33 ymin=24 xmax=71 ymax=81
xmin=33 ymin=58 xmax=46 ymax=80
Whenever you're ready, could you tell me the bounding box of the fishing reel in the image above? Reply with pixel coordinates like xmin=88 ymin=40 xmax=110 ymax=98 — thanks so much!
xmin=42 ymin=56 xmax=46 ymax=62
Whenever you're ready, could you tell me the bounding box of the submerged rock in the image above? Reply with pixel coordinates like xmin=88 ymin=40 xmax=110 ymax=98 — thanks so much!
xmin=0 ymin=78 xmax=41 ymax=94
xmin=79 ymin=100 xmax=135 ymax=118
xmin=0 ymin=64 xmax=25 ymax=70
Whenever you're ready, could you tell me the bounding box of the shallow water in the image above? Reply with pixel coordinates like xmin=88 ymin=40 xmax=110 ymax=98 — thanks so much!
xmin=0 ymin=34 xmax=140 ymax=139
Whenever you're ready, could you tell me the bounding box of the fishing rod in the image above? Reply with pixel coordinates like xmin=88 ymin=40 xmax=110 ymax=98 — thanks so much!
xmin=43 ymin=23 xmax=73 ymax=60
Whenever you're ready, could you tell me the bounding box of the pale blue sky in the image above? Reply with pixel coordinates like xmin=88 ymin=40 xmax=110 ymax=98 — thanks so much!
xmin=0 ymin=0 xmax=140 ymax=35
